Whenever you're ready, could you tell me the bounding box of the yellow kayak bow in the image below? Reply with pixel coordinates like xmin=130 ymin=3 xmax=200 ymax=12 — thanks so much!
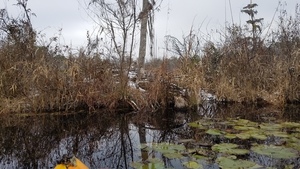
xmin=54 ymin=156 xmax=89 ymax=169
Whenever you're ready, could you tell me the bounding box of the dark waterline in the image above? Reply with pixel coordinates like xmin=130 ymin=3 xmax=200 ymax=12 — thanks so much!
xmin=0 ymin=103 xmax=299 ymax=169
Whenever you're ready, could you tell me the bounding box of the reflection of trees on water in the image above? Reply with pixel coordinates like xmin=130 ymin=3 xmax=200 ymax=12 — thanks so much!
xmin=283 ymin=105 xmax=300 ymax=121
xmin=89 ymin=113 xmax=138 ymax=169
xmin=0 ymin=109 xmax=194 ymax=169
xmin=135 ymin=109 xmax=192 ymax=142
xmin=135 ymin=110 xmax=193 ymax=169
xmin=196 ymin=101 xmax=300 ymax=122
xmin=0 ymin=112 xmax=120 ymax=169
xmin=0 ymin=115 xmax=63 ymax=169
xmin=197 ymin=101 xmax=218 ymax=118
xmin=5 ymin=105 xmax=293 ymax=169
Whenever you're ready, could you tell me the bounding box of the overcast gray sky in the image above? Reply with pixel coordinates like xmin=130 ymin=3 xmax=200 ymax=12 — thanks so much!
xmin=1 ymin=0 xmax=298 ymax=57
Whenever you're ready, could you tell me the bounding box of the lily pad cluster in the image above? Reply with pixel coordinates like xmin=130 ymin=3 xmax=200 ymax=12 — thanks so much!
xmin=131 ymin=158 xmax=166 ymax=169
xmin=216 ymin=156 xmax=257 ymax=169
xmin=251 ymin=144 xmax=298 ymax=159
xmin=131 ymin=142 xmax=203 ymax=169
xmin=189 ymin=118 xmax=300 ymax=143
xmin=189 ymin=118 xmax=300 ymax=166
xmin=212 ymin=143 xmax=249 ymax=155
xmin=131 ymin=118 xmax=300 ymax=169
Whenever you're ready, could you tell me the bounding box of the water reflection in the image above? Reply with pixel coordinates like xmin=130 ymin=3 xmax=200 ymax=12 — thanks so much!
xmin=197 ymin=101 xmax=300 ymax=122
xmin=0 ymin=110 xmax=191 ymax=169
xmin=0 ymin=104 xmax=299 ymax=169
xmin=0 ymin=112 xmax=121 ymax=168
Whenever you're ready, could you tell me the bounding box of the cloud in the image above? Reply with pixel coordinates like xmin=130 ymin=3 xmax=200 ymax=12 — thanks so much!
xmin=1 ymin=0 xmax=299 ymax=54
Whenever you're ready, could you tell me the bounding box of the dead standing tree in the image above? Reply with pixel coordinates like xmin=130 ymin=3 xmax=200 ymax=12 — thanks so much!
xmin=88 ymin=0 xmax=158 ymax=76
xmin=88 ymin=0 xmax=139 ymax=99
xmin=87 ymin=1 xmax=158 ymax=83
xmin=86 ymin=0 xmax=159 ymax=109
xmin=137 ymin=0 xmax=155 ymax=80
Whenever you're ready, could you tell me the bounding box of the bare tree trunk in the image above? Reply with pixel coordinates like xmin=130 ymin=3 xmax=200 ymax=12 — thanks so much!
xmin=137 ymin=0 xmax=149 ymax=80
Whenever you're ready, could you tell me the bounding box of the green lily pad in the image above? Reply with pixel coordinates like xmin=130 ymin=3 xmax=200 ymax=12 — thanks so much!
xmin=229 ymin=119 xmax=258 ymax=127
xmin=291 ymin=133 xmax=300 ymax=138
xmin=249 ymin=164 xmax=265 ymax=169
xmin=206 ymin=129 xmax=223 ymax=135
xmin=212 ymin=143 xmax=239 ymax=151
xmin=287 ymin=136 xmax=300 ymax=143
xmin=216 ymin=157 xmax=256 ymax=169
xmin=192 ymin=154 xmax=208 ymax=160
xmin=236 ymin=118 xmax=251 ymax=123
xmin=200 ymin=119 xmax=214 ymax=126
xmin=212 ymin=143 xmax=248 ymax=155
xmin=131 ymin=158 xmax=165 ymax=169
xmin=224 ymin=133 xmax=237 ymax=139
xmin=143 ymin=162 xmax=165 ymax=169
xmin=151 ymin=142 xmax=186 ymax=155
xmin=226 ymin=148 xmax=249 ymax=155
xmin=285 ymin=165 xmax=295 ymax=169
xmin=259 ymin=123 xmax=282 ymax=131
xmin=230 ymin=119 xmax=250 ymax=125
xmin=154 ymin=148 xmax=176 ymax=154
xmin=295 ymin=128 xmax=300 ymax=132
xmin=265 ymin=131 xmax=289 ymax=138
xmin=188 ymin=122 xmax=206 ymax=129
xmin=236 ymin=132 xmax=251 ymax=140
xmin=226 ymin=155 xmax=237 ymax=159
xmin=170 ymin=144 xmax=186 ymax=151
xmin=182 ymin=161 xmax=202 ymax=169
xmin=234 ymin=126 xmax=257 ymax=131
xmin=130 ymin=161 xmax=144 ymax=169
xmin=152 ymin=143 xmax=176 ymax=153
xmin=153 ymin=142 xmax=184 ymax=150
xmin=287 ymin=142 xmax=300 ymax=151
xmin=286 ymin=137 xmax=300 ymax=150
xmin=250 ymin=132 xmax=268 ymax=140
xmin=281 ymin=122 xmax=300 ymax=128
xmin=177 ymin=139 xmax=195 ymax=143
xmin=163 ymin=152 xmax=183 ymax=159
xmin=251 ymin=145 xmax=299 ymax=159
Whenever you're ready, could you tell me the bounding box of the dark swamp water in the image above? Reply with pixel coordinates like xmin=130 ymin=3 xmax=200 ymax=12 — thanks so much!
xmin=0 ymin=103 xmax=300 ymax=169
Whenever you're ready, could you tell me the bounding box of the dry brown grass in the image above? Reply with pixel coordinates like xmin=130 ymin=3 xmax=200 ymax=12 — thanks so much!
xmin=1 ymin=2 xmax=299 ymax=114
xmin=208 ymin=51 xmax=299 ymax=105
xmin=161 ymin=3 xmax=300 ymax=107
xmin=0 ymin=51 xmax=119 ymax=113
xmin=195 ymin=37 xmax=300 ymax=106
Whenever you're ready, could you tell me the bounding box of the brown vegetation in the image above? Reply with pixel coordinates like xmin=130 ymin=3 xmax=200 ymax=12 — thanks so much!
xmin=0 ymin=1 xmax=299 ymax=114
xmin=165 ymin=2 xmax=300 ymax=107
